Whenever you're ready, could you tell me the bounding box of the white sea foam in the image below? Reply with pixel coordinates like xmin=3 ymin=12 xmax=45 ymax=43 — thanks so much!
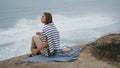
xmin=0 ymin=14 xmax=119 ymax=61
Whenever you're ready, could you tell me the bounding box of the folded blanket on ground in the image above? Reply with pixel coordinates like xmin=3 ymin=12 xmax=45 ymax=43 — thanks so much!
xmin=21 ymin=48 xmax=82 ymax=62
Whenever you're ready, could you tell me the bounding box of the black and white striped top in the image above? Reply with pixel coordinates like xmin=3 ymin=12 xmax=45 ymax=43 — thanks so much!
xmin=41 ymin=22 xmax=60 ymax=53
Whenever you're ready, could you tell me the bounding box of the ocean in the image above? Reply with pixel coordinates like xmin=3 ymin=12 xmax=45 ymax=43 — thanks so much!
xmin=0 ymin=0 xmax=120 ymax=61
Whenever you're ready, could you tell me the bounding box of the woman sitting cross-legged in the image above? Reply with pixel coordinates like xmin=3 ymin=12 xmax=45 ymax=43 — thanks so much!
xmin=30 ymin=12 xmax=60 ymax=57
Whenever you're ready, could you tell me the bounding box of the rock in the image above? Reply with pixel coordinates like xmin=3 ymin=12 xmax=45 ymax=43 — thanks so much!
xmin=0 ymin=33 xmax=120 ymax=68
xmin=90 ymin=34 xmax=120 ymax=59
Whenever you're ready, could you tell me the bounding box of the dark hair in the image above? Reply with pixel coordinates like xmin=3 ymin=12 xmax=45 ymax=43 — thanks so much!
xmin=43 ymin=12 xmax=53 ymax=24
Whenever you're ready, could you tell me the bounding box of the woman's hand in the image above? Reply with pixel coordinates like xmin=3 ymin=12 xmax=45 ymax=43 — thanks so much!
xmin=31 ymin=49 xmax=38 ymax=56
xmin=36 ymin=32 xmax=41 ymax=35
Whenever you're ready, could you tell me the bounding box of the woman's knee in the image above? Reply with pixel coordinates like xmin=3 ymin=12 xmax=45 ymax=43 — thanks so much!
xmin=32 ymin=35 xmax=36 ymax=38
xmin=32 ymin=35 xmax=36 ymax=39
xmin=32 ymin=35 xmax=41 ymax=41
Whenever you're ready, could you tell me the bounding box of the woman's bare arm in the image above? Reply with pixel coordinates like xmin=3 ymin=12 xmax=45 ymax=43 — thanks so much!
xmin=36 ymin=32 xmax=41 ymax=35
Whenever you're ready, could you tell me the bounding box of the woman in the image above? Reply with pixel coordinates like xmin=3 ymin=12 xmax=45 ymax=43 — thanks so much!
xmin=30 ymin=12 xmax=60 ymax=57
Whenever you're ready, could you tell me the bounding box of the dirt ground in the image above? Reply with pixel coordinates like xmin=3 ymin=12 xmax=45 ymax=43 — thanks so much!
xmin=0 ymin=34 xmax=120 ymax=68
xmin=0 ymin=45 xmax=119 ymax=68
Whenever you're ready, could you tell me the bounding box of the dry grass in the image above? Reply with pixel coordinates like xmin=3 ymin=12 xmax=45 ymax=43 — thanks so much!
xmin=89 ymin=34 xmax=120 ymax=68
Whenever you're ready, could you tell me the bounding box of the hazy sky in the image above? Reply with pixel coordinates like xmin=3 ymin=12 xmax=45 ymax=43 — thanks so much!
xmin=0 ymin=0 xmax=120 ymax=15
xmin=0 ymin=0 xmax=120 ymax=28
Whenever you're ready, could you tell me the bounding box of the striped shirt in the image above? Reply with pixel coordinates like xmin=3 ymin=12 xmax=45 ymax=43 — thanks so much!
xmin=41 ymin=22 xmax=60 ymax=54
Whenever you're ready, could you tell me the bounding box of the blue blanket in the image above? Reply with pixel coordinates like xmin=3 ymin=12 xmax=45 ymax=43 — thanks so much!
xmin=21 ymin=48 xmax=82 ymax=62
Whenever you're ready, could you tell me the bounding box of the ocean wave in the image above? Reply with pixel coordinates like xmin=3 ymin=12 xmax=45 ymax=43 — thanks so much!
xmin=0 ymin=14 xmax=119 ymax=61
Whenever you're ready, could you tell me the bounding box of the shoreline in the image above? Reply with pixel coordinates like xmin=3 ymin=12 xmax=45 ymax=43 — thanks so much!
xmin=0 ymin=33 xmax=120 ymax=68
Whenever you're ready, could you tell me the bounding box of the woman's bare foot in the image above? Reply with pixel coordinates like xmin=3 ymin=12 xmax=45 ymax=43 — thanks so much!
xmin=31 ymin=49 xmax=38 ymax=56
